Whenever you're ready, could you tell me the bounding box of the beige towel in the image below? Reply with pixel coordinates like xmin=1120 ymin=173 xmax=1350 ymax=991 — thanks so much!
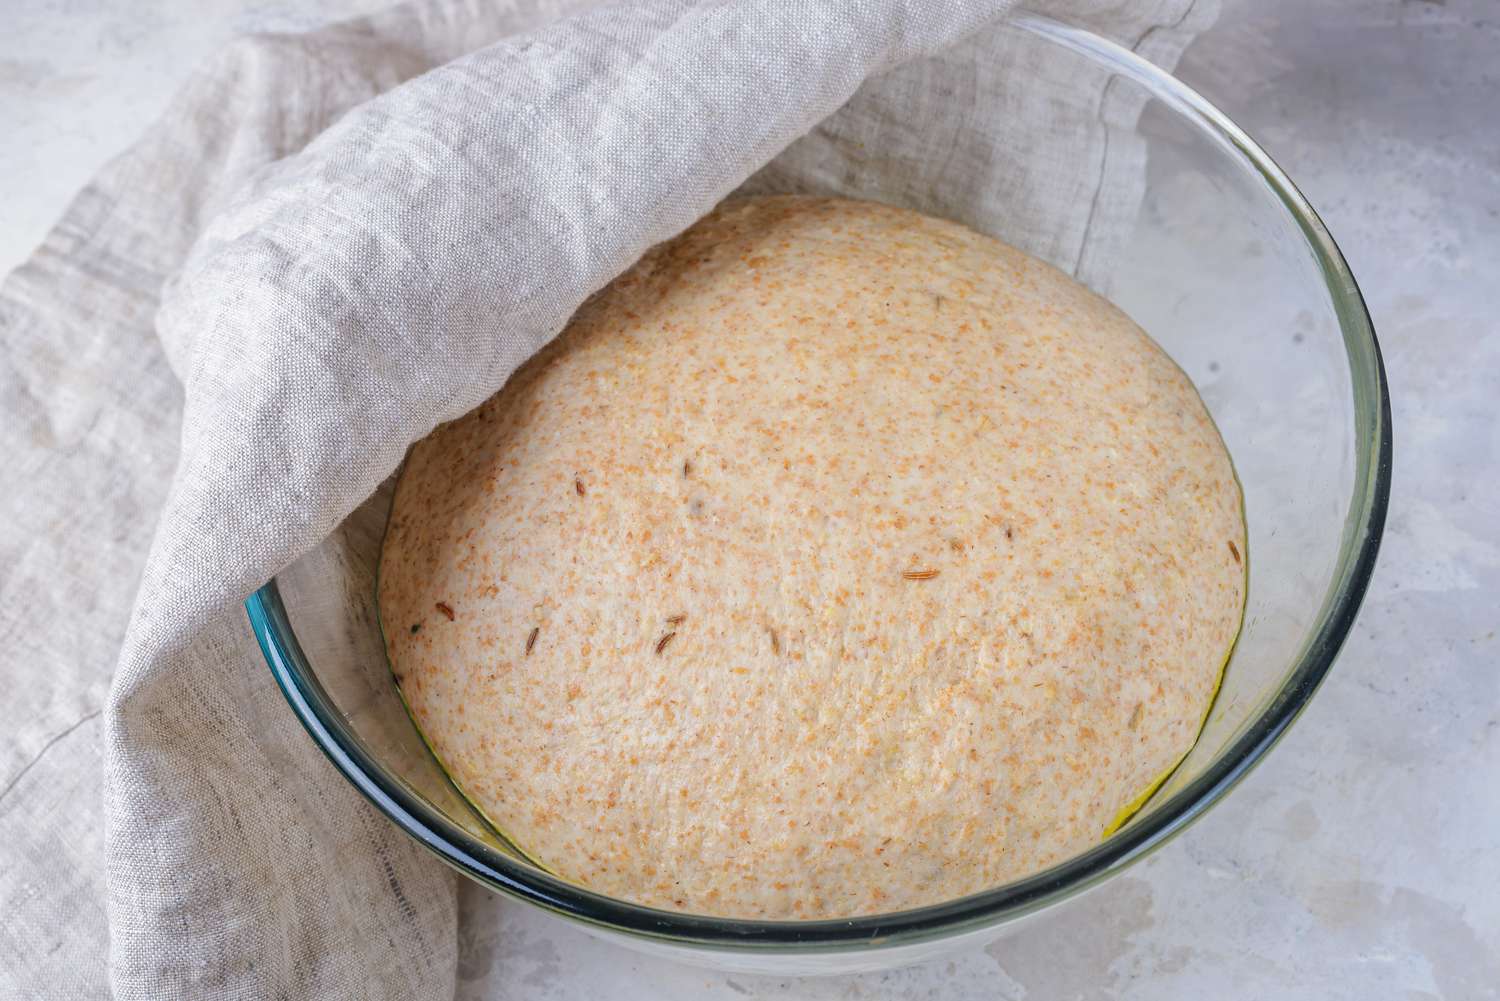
xmin=0 ymin=1 xmax=1215 ymax=996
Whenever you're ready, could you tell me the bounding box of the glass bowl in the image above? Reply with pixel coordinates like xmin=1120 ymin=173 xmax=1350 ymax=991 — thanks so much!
xmin=247 ymin=12 xmax=1390 ymax=976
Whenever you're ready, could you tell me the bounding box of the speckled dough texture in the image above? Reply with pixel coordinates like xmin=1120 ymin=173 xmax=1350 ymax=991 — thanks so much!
xmin=379 ymin=196 xmax=1245 ymax=919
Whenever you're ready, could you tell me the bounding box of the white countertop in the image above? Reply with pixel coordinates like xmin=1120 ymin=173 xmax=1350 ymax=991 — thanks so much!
xmin=5 ymin=1 xmax=1496 ymax=997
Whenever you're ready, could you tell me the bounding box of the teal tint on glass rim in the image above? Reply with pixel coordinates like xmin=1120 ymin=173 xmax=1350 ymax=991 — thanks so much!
xmin=246 ymin=12 xmax=1390 ymax=975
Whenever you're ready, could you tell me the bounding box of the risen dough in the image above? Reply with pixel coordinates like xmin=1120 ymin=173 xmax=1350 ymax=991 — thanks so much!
xmin=379 ymin=196 xmax=1245 ymax=919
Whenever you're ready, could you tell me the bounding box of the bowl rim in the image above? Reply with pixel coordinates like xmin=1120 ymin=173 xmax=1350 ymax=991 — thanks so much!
xmin=247 ymin=10 xmax=1392 ymax=954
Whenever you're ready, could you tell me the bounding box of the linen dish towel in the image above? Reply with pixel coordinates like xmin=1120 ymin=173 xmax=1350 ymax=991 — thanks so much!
xmin=0 ymin=0 xmax=1216 ymax=997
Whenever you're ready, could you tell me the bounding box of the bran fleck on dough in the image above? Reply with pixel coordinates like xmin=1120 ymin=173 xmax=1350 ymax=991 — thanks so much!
xmin=379 ymin=196 xmax=1246 ymax=919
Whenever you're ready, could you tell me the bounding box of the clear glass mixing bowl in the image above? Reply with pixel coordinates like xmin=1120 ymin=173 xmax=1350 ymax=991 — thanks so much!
xmin=247 ymin=12 xmax=1390 ymax=976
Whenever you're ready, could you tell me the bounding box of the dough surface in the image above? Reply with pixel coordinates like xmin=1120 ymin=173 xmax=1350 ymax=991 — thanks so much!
xmin=379 ymin=196 xmax=1245 ymax=919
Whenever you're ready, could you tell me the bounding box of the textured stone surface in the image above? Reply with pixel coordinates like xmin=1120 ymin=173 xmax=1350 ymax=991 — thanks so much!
xmin=5 ymin=0 xmax=1496 ymax=997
